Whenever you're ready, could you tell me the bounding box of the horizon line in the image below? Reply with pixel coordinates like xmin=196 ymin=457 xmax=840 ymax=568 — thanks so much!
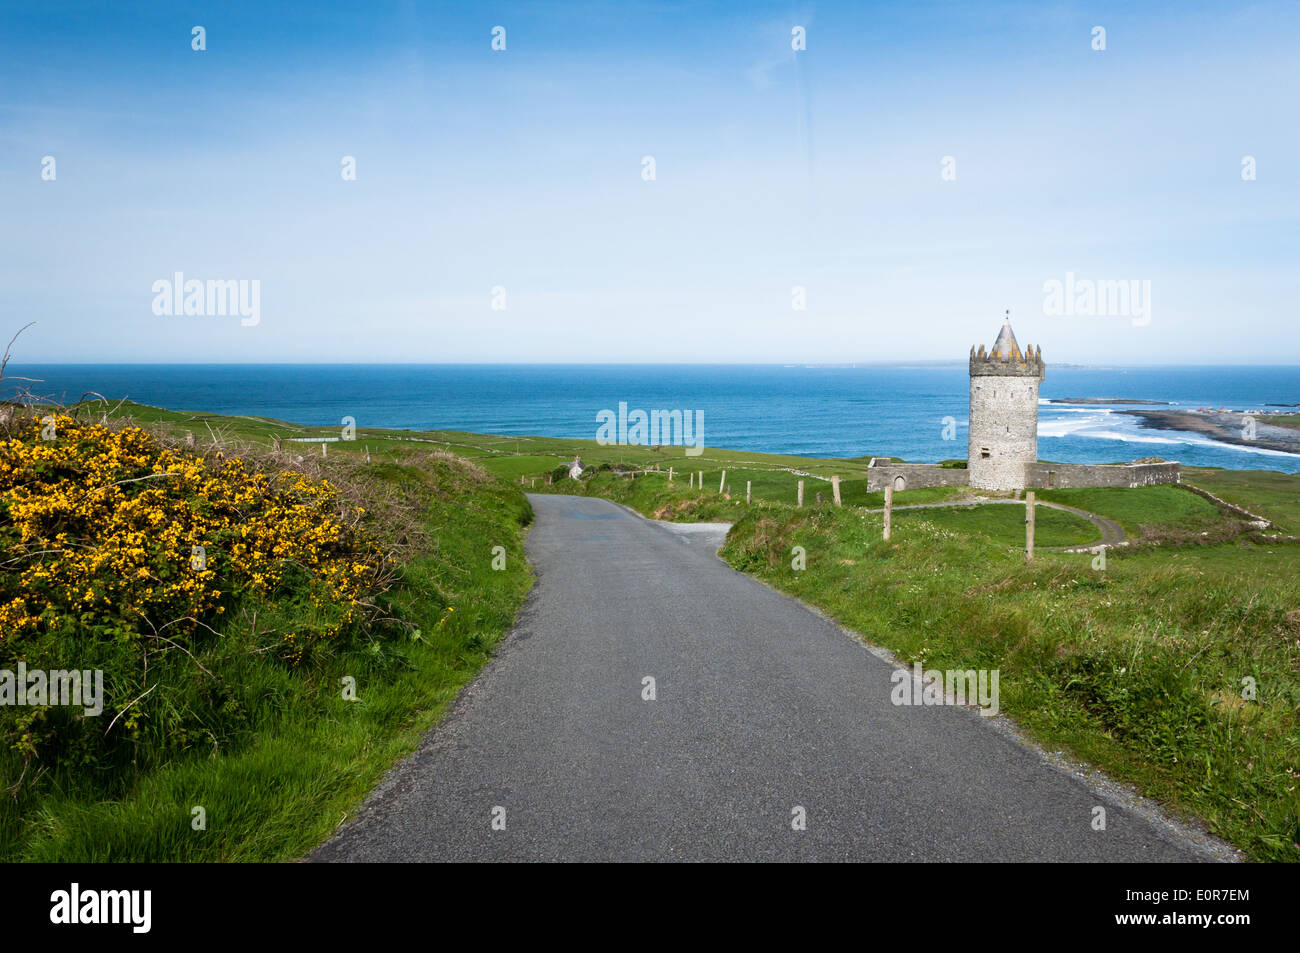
xmin=9 ymin=361 xmax=1300 ymax=369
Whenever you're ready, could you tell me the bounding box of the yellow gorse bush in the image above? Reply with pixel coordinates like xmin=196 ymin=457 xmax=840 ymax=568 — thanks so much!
xmin=0 ymin=414 xmax=384 ymax=650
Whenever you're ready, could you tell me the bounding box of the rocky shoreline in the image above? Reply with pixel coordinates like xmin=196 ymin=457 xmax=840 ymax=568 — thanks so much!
xmin=1118 ymin=408 xmax=1300 ymax=455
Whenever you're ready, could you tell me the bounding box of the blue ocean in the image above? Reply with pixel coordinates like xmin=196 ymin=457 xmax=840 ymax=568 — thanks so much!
xmin=8 ymin=364 xmax=1300 ymax=473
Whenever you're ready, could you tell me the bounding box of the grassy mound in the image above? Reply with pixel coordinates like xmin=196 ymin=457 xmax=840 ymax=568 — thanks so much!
xmin=0 ymin=410 xmax=533 ymax=860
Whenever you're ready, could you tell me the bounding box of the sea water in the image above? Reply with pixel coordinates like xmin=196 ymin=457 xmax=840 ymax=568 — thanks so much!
xmin=8 ymin=363 xmax=1300 ymax=473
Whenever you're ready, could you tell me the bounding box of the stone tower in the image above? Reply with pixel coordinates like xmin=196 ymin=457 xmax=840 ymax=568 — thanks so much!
xmin=968 ymin=314 xmax=1044 ymax=490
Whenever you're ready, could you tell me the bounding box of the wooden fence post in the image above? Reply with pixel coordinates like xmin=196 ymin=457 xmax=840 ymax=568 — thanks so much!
xmin=746 ymin=481 xmax=752 ymax=504
xmin=668 ymin=466 xmax=673 ymax=483
xmin=797 ymin=480 xmax=804 ymax=508
xmin=719 ymin=470 xmax=726 ymax=493
xmin=883 ymin=484 xmax=893 ymax=541
xmin=1026 ymin=491 xmax=1036 ymax=561
xmin=832 ymin=475 xmax=842 ymax=506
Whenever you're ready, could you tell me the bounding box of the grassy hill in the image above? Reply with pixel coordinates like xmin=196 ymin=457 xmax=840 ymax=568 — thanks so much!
xmin=0 ymin=404 xmax=533 ymax=861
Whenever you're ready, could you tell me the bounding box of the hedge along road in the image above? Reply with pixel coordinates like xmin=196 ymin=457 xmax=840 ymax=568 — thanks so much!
xmin=310 ymin=493 xmax=1230 ymax=862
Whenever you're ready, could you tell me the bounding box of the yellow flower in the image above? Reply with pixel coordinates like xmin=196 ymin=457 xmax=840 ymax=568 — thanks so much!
xmin=0 ymin=412 xmax=386 ymax=646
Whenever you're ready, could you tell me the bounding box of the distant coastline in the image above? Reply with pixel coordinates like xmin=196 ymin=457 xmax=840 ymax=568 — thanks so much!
xmin=1119 ymin=408 xmax=1300 ymax=455
xmin=1050 ymin=398 xmax=1170 ymax=406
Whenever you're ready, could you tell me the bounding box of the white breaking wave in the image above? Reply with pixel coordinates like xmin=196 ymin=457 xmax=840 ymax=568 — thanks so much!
xmin=1169 ymin=434 xmax=1300 ymax=459
xmin=1062 ymin=428 xmax=1187 ymax=446
xmin=1037 ymin=412 xmax=1112 ymax=438
xmin=1039 ymin=415 xmax=1300 ymax=459
xmin=1055 ymin=406 xmax=1114 ymax=412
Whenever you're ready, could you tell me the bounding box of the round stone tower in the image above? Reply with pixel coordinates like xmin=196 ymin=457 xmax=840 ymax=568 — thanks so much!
xmin=968 ymin=314 xmax=1044 ymax=490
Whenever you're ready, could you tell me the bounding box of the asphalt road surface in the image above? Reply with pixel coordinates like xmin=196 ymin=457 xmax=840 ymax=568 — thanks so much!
xmin=311 ymin=493 xmax=1228 ymax=862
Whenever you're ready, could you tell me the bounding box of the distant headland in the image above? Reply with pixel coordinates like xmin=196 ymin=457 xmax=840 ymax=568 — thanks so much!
xmin=1049 ymin=398 xmax=1171 ymax=406
xmin=1120 ymin=408 xmax=1300 ymax=455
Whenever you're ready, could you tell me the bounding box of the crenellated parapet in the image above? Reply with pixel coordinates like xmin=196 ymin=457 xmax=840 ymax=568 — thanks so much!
xmin=969 ymin=335 xmax=1045 ymax=379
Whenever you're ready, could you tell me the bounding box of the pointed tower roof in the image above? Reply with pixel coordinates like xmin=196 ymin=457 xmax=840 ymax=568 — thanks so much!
xmin=970 ymin=310 xmax=1044 ymax=379
xmin=990 ymin=312 xmax=1021 ymax=362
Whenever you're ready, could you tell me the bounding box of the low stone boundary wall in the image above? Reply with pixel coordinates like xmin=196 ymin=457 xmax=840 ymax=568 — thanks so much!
xmin=1022 ymin=461 xmax=1180 ymax=489
xmin=866 ymin=465 xmax=969 ymax=492
xmin=1179 ymin=483 xmax=1273 ymax=528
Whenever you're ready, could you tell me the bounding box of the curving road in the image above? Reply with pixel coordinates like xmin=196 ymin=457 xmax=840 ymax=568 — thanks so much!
xmin=311 ymin=494 xmax=1225 ymax=863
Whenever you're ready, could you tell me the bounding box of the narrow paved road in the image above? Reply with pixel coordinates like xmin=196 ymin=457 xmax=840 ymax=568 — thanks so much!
xmin=312 ymin=494 xmax=1223 ymax=862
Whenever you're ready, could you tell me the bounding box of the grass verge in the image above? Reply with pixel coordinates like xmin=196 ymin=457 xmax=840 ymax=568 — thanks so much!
xmin=1 ymin=412 xmax=533 ymax=861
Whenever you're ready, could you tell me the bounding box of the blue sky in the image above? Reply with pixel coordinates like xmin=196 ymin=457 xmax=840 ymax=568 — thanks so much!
xmin=2 ymin=1 xmax=1297 ymax=364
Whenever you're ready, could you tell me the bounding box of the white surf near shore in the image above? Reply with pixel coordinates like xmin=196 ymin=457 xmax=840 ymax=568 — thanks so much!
xmin=1038 ymin=401 xmax=1300 ymax=460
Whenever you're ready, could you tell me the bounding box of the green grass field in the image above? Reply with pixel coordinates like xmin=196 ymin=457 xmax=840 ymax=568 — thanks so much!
xmin=894 ymin=502 xmax=1098 ymax=548
xmin=1183 ymin=467 xmax=1300 ymax=534
xmin=1035 ymin=485 xmax=1225 ymax=537
xmin=1267 ymin=414 xmax=1300 ymax=433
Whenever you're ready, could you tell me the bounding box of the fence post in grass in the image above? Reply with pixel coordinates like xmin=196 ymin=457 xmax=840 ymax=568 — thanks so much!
xmin=698 ymin=471 xmax=703 ymax=490
xmin=1026 ymin=491 xmax=1036 ymax=562
xmin=322 ymin=442 xmax=328 ymax=458
xmin=746 ymin=481 xmax=751 ymax=504
xmin=668 ymin=466 xmax=673 ymax=484
xmin=797 ymin=480 xmax=804 ymax=508
xmin=832 ymin=475 xmax=842 ymax=506
xmin=883 ymin=484 xmax=893 ymax=540
xmin=689 ymin=472 xmax=694 ymax=489
xmin=365 ymin=445 xmax=371 ymax=463
xmin=719 ymin=469 xmax=726 ymax=493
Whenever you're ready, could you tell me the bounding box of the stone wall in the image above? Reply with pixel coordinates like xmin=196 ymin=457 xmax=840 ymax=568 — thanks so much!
xmin=1022 ymin=461 xmax=1180 ymax=489
xmin=866 ymin=465 xmax=969 ymax=492
xmin=867 ymin=461 xmax=1179 ymax=491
